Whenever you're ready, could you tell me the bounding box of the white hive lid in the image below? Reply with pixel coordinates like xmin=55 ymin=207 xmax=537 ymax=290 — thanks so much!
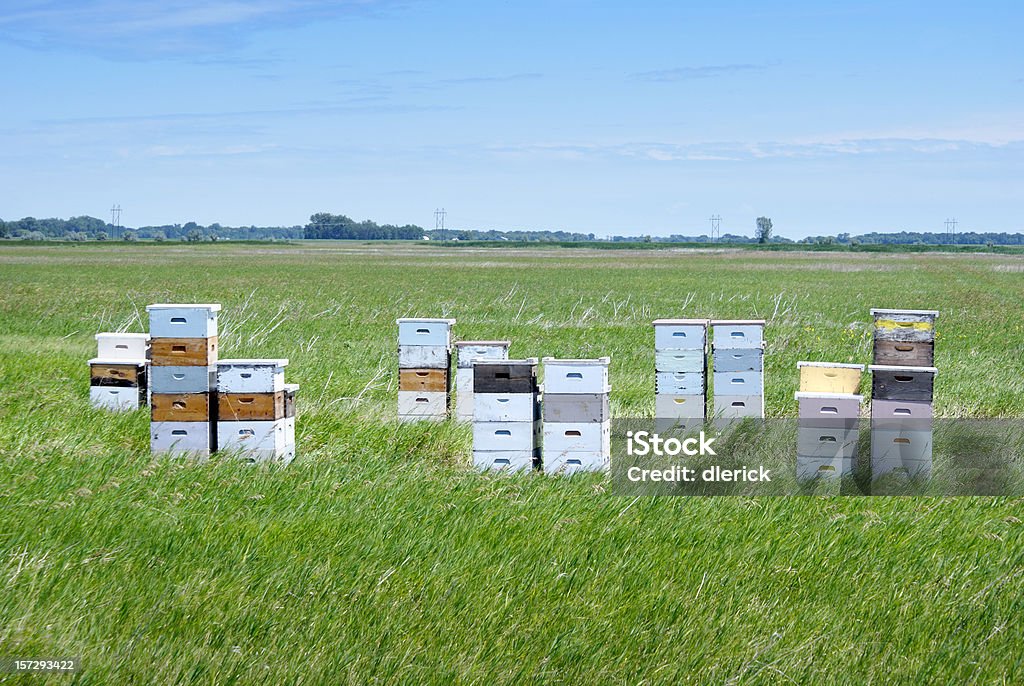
xmin=216 ymin=358 xmax=289 ymax=368
xmin=869 ymin=364 xmax=938 ymax=375
xmin=146 ymin=303 xmax=222 ymax=311
xmin=797 ymin=361 xmax=865 ymax=370
xmin=396 ymin=317 xmax=456 ymax=324
xmin=95 ymin=332 xmax=150 ymax=340
xmin=870 ymin=308 xmax=939 ymax=317
xmin=88 ymin=357 xmax=146 ymax=366
xmin=795 ymin=392 xmax=864 ymax=402
xmin=652 ymin=318 xmax=709 ymax=326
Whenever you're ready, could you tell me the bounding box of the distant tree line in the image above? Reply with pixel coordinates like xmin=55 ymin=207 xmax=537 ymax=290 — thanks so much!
xmin=0 ymin=216 xmax=302 ymax=241
xmin=304 ymin=213 xmax=424 ymax=240
xmin=423 ymin=228 xmax=598 ymax=242
xmin=3 ymin=213 xmax=1024 ymax=246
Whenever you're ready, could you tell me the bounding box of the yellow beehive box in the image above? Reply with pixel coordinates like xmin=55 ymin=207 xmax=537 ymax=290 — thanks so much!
xmin=797 ymin=361 xmax=865 ymax=394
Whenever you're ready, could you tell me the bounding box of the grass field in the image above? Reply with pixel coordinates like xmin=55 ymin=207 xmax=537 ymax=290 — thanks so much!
xmin=1 ymin=242 xmax=1023 ymax=683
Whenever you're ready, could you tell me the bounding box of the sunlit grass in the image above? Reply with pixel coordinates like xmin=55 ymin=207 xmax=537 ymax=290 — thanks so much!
xmin=0 ymin=243 xmax=1022 ymax=683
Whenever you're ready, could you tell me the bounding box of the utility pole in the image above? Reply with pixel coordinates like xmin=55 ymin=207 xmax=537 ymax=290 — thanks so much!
xmin=110 ymin=204 xmax=122 ymax=239
xmin=708 ymin=215 xmax=721 ymax=242
xmin=435 ymin=207 xmax=447 ymax=241
xmin=944 ymin=217 xmax=957 ymax=245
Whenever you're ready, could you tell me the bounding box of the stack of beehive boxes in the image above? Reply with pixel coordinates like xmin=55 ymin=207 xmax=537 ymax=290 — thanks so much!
xmin=454 ymin=341 xmax=511 ymax=422
xmin=397 ymin=318 xmax=455 ymax=422
xmin=869 ymin=309 xmax=938 ymax=478
xmin=147 ymin=304 xmax=220 ymax=457
xmin=795 ymin=362 xmax=864 ymax=480
xmin=653 ymin=319 xmax=708 ymax=431
xmin=542 ymin=358 xmax=611 ymax=475
xmin=89 ymin=333 xmax=150 ymax=411
xmin=472 ymin=358 xmax=540 ymax=472
xmin=216 ymin=359 xmax=295 ymax=464
xmin=711 ymin=320 xmax=766 ymax=420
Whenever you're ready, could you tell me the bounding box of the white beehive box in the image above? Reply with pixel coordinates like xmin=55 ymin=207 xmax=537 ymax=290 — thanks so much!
xmin=398 ymin=345 xmax=450 ymax=369
xmin=655 ymin=394 xmax=705 ymax=419
xmin=96 ymin=332 xmax=150 ymax=361
xmin=653 ymin=319 xmax=708 ymax=350
xmin=90 ymin=386 xmax=143 ymax=411
xmin=542 ymin=421 xmax=611 ymax=454
xmin=150 ymin=366 xmax=214 ymax=394
xmin=398 ymin=391 xmax=447 ymax=420
xmin=147 ymin=304 xmax=221 ymax=339
xmin=713 ymin=371 xmax=764 ymax=397
xmin=796 ymin=456 xmax=856 ymax=480
xmin=397 ymin=318 xmax=455 ymax=347
xmin=713 ymin=394 xmax=764 ymax=420
xmin=216 ymin=359 xmax=288 ymax=393
xmin=796 ymin=425 xmax=859 ymax=459
xmin=455 ymin=341 xmax=510 ymax=369
xmin=473 ymin=393 xmax=537 ymax=423
xmin=218 ymin=419 xmax=289 ymax=460
xmin=543 ymin=451 xmax=609 ymax=475
xmin=542 ymin=358 xmax=611 ymax=395
xmin=711 ymin=320 xmax=766 ymax=349
xmin=473 ymin=450 xmax=536 ymax=473
xmin=472 ymin=421 xmax=539 ymax=452
xmin=150 ymin=421 xmax=213 ymax=457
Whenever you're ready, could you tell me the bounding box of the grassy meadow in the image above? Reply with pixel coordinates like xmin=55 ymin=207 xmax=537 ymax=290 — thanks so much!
xmin=1 ymin=241 xmax=1023 ymax=683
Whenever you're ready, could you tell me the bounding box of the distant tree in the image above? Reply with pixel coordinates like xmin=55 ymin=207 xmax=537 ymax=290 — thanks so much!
xmin=185 ymin=229 xmax=203 ymax=242
xmin=95 ymin=231 xmax=108 ymax=241
xmin=152 ymin=230 xmax=166 ymax=242
xmin=22 ymin=230 xmax=45 ymax=241
xmin=65 ymin=231 xmax=87 ymax=242
xmin=756 ymin=217 xmax=773 ymax=244
xmin=123 ymin=230 xmax=138 ymax=242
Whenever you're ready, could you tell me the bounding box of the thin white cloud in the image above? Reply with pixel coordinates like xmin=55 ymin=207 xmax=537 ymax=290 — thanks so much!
xmin=0 ymin=0 xmax=399 ymax=58
xmin=631 ymin=63 xmax=767 ymax=82
xmin=482 ymin=134 xmax=1024 ymax=163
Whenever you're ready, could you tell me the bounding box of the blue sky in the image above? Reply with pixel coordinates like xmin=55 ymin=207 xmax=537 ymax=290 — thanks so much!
xmin=0 ymin=1 xmax=1021 ymax=238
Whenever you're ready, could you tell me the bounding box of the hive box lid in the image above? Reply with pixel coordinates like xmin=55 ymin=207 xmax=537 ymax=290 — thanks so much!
xmin=95 ymin=332 xmax=150 ymax=341
xmin=454 ymin=340 xmax=511 ymax=346
xmin=797 ymin=361 xmax=865 ymax=370
xmin=795 ymin=392 xmax=864 ymax=402
xmin=652 ymin=318 xmax=709 ymax=326
xmin=284 ymin=383 xmax=300 ymax=392
xmin=396 ymin=317 xmax=456 ymax=324
xmin=711 ymin=319 xmax=766 ymax=326
xmin=217 ymin=358 xmax=289 ymax=368
xmin=542 ymin=357 xmax=611 ymax=365
xmin=869 ymin=308 xmax=939 ymax=317
xmin=88 ymin=357 xmax=146 ymax=366
xmin=478 ymin=357 xmax=538 ymax=365
xmin=146 ymin=303 xmax=222 ymax=311
xmin=869 ymin=364 xmax=938 ymax=374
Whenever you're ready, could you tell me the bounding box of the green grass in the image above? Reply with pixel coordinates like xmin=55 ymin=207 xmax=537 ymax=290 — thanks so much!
xmin=1 ymin=243 xmax=1023 ymax=683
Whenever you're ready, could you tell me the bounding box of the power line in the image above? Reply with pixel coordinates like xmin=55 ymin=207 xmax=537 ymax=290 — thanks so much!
xmin=110 ymin=204 xmax=122 ymax=239
xmin=945 ymin=217 xmax=957 ymax=245
xmin=434 ymin=207 xmax=447 ymax=240
xmin=708 ymin=214 xmax=722 ymax=242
